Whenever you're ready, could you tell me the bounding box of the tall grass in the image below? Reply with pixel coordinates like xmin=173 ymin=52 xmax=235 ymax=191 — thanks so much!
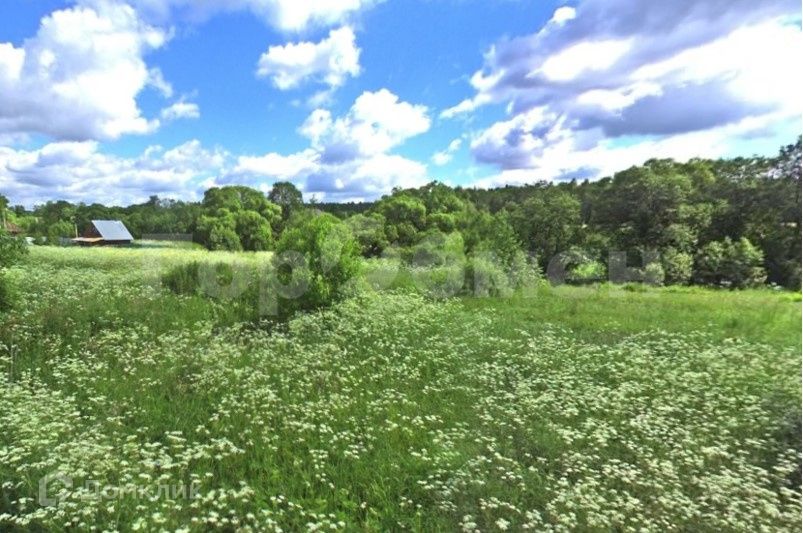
xmin=0 ymin=247 xmax=799 ymax=531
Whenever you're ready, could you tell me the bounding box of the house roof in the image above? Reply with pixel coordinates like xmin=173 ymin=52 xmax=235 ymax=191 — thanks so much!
xmin=92 ymin=220 xmax=134 ymax=241
xmin=3 ymin=221 xmax=22 ymax=234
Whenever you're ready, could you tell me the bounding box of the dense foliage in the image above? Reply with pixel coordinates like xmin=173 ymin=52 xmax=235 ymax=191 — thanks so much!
xmin=3 ymin=137 xmax=799 ymax=288
xmin=0 ymin=227 xmax=28 ymax=311
xmin=272 ymin=211 xmax=361 ymax=316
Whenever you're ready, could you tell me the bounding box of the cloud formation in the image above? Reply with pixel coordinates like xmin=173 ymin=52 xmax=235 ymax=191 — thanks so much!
xmin=257 ymin=27 xmax=361 ymax=91
xmin=128 ymin=0 xmax=379 ymax=32
xmin=443 ymin=0 xmax=801 ymax=183
xmin=432 ymin=138 xmax=462 ymax=166
xmin=0 ymin=139 xmax=228 ymax=206
xmin=223 ymin=89 xmax=431 ymax=201
xmin=160 ymin=100 xmax=201 ymax=122
xmin=1 ymin=88 xmax=429 ymax=205
xmin=0 ymin=0 xmax=168 ymax=141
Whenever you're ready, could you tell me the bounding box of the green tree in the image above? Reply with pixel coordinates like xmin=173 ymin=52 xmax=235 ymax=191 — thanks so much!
xmin=595 ymin=160 xmax=694 ymax=250
xmin=345 ymin=213 xmax=388 ymax=257
xmin=509 ymin=189 xmax=581 ymax=268
xmin=197 ymin=210 xmax=242 ymax=251
xmin=374 ymin=194 xmax=427 ymax=246
xmin=235 ymin=210 xmax=273 ymax=251
xmin=46 ymin=220 xmax=75 ymax=244
xmin=197 ymin=186 xmax=280 ymax=251
xmin=269 ymin=181 xmax=304 ymax=222
xmin=694 ymin=237 xmax=766 ymax=288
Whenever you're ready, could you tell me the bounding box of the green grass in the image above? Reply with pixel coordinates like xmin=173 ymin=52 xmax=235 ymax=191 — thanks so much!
xmin=463 ymin=284 xmax=801 ymax=351
xmin=0 ymin=247 xmax=800 ymax=531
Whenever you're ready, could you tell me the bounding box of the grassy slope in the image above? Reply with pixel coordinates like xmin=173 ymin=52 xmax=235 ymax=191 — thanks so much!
xmin=0 ymin=247 xmax=800 ymax=531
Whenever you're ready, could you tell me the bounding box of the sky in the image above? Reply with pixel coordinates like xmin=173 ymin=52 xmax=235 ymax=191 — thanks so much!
xmin=0 ymin=0 xmax=800 ymax=207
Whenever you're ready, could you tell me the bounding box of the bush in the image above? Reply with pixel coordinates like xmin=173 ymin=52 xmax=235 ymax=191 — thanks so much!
xmin=161 ymin=261 xmax=202 ymax=295
xmin=464 ymin=255 xmax=512 ymax=297
xmin=0 ymin=230 xmax=27 ymax=312
xmin=0 ymin=230 xmax=28 ymax=268
xmin=643 ymin=262 xmax=665 ymax=286
xmin=507 ymin=249 xmax=544 ymax=290
xmin=695 ymin=237 xmax=767 ymax=288
xmin=410 ymin=264 xmax=465 ymax=298
xmin=407 ymin=231 xmax=465 ymax=267
xmin=209 ymin=223 xmax=243 ymax=252
xmin=551 ymin=247 xmax=606 ymax=284
xmin=0 ymin=272 xmax=14 ymax=312
xmin=570 ymin=260 xmax=607 ymax=282
xmin=662 ymin=247 xmax=693 ymax=285
xmin=346 ymin=213 xmax=388 ymax=257
xmin=272 ymin=211 xmax=360 ymax=316
xmin=724 ymin=238 xmax=767 ymax=288
xmin=162 ymin=260 xmax=257 ymax=299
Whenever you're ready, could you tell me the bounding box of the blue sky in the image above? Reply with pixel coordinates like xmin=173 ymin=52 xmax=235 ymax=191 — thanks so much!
xmin=0 ymin=0 xmax=800 ymax=206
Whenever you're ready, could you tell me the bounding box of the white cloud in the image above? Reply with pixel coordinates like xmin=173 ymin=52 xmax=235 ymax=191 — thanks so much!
xmin=147 ymin=67 xmax=173 ymax=98
xmin=300 ymin=88 xmax=430 ymax=161
xmin=301 ymin=153 xmax=428 ymax=201
xmin=471 ymin=111 xmax=797 ymax=189
xmin=539 ymin=38 xmax=633 ymax=82
xmin=232 ymin=149 xmax=319 ymax=180
xmin=128 ymin=0 xmax=380 ymax=32
xmin=256 ymin=26 xmax=360 ymax=90
xmin=218 ymin=89 xmax=430 ymax=200
xmin=160 ymin=100 xmax=201 ymax=121
xmin=550 ymin=6 xmax=576 ymax=25
xmin=432 ymin=138 xmax=462 ymax=166
xmin=0 ymin=1 xmax=169 ymax=141
xmin=443 ymin=0 xmax=800 ymax=182
xmin=0 ymin=139 xmax=228 ymax=206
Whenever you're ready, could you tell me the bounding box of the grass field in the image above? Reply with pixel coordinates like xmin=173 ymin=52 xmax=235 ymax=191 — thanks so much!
xmin=1 ymin=247 xmax=800 ymax=531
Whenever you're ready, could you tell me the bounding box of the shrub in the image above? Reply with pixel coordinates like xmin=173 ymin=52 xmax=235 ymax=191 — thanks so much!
xmin=695 ymin=237 xmax=767 ymax=288
xmin=724 ymin=238 xmax=767 ymax=288
xmin=0 ymin=272 xmax=14 ymax=312
xmin=0 ymin=230 xmax=28 ymax=268
xmin=235 ymin=210 xmax=273 ymax=251
xmin=209 ymin=224 xmax=243 ymax=252
xmin=662 ymin=247 xmax=693 ymax=285
xmin=570 ymin=260 xmax=607 ymax=282
xmin=162 ymin=260 xmax=257 ymax=299
xmin=508 ymin=249 xmax=544 ymax=290
xmin=346 ymin=213 xmax=388 ymax=257
xmin=161 ymin=261 xmax=202 ymax=295
xmin=643 ymin=262 xmax=665 ymax=286
xmin=550 ymin=247 xmax=606 ymax=284
xmin=0 ymin=230 xmax=27 ymax=312
xmin=464 ymin=254 xmax=512 ymax=297
xmin=272 ymin=211 xmax=360 ymax=316
xmin=410 ymin=264 xmax=465 ymax=298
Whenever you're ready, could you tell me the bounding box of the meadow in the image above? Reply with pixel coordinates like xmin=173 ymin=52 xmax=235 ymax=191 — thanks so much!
xmin=0 ymin=246 xmax=800 ymax=531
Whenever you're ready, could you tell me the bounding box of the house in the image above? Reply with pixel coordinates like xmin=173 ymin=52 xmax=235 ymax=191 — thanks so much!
xmin=72 ymin=220 xmax=134 ymax=246
xmin=2 ymin=221 xmax=22 ymax=235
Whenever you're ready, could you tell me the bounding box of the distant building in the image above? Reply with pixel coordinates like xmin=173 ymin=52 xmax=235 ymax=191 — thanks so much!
xmin=2 ymin=221 xmax=22 ymax=235
xmin=72 ymin=220 xmax=134 ymax=246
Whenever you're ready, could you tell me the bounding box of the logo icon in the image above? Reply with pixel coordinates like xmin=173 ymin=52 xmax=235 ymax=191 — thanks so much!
xmin=38 ymin=472 xmax=73 ymax=507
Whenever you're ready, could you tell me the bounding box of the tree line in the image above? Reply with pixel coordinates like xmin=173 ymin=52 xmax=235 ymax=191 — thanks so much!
xmin=2 ymin=137 xmax=799 ymax=289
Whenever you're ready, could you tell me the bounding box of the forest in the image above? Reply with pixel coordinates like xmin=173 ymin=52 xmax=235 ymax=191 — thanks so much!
xmin=3 ymin=137 xmax=800 ymax=290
